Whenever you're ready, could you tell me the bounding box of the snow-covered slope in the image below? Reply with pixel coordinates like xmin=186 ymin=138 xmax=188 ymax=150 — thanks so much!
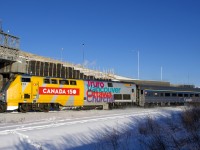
xmin=0 ymin=107 xmax=183 ymax=150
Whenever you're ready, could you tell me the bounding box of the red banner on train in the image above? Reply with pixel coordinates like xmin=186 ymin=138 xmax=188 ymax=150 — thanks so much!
xmin=39 ymin=87 xmax=80 ymax=95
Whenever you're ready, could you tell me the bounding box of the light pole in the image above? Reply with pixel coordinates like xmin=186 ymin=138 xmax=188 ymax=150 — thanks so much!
xmin=61 ymin=48 xmax=63 ymax=61
xmin=137 ymin=50 xmax=139 ymax=79
xmin=82 ymin=44 xmax=85 ymax=67
xmin=161 ymin=66 xmax=163 ymax=81
xmin=131 ymin=50 xmax=140 ymax=79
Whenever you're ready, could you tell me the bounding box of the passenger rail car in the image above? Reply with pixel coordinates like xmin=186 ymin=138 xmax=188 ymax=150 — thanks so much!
xmin=0 ymin=75 xmax=136 ymax=113
xmin=137 ymin=85 xmax=200 ymax=107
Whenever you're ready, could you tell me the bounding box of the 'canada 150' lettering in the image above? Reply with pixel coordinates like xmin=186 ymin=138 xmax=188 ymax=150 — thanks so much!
xmin=39 ymin=87 xmax=80 ymax=95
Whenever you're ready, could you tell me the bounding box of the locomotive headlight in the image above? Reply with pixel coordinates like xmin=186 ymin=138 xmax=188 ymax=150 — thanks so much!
xmin=0 ymin=93 xmax=5 ymax=101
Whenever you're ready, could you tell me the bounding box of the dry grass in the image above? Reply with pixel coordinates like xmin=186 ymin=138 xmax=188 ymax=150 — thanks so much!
xmin=95 ymin=106 xmax=200 ymax=150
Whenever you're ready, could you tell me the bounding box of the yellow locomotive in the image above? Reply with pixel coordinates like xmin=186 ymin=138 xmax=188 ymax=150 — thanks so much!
xmin=0 ymin=74 xmax=136 ymax=112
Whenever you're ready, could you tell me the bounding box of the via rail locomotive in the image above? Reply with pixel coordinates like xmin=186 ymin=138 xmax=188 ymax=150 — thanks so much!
xmin=0 ymin=74 xmax=136 ymax=112
xmin=0 ymin=74 xmax=200 ymax=113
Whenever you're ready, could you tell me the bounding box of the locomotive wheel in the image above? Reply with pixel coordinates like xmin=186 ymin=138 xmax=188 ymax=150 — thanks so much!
xmin=51 ymin=103 xmax=60 ymax=111
xmin=43 ymin=103 xmax=50 ymax=112
xmin=19 ymin=103 xmax=29 ymax=113
xmin=39 ymin=103 xmax=50 ymax=112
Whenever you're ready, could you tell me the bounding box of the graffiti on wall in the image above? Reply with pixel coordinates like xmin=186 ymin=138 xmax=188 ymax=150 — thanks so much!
xmin=86 ymin=81 xmax=121 ymax=103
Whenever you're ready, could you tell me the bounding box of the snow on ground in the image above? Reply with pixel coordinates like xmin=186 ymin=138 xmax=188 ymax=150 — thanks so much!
xmin=0 ymin=106 xmax=184 ymax=150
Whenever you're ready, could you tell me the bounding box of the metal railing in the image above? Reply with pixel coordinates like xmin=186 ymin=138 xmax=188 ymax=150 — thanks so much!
xmin=0 ymin=31 xmax=20 ymax=50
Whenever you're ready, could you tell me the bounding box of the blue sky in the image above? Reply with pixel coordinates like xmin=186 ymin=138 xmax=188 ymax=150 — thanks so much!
xmin=0 ymin=0 xmax=200 ymax=86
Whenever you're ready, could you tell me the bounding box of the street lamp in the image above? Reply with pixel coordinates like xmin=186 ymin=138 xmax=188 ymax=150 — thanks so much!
xmin=137 ymin=50 xmax=139 ymax=79
xmin=82 ymin=44 xmax=85 ymax=67
xmin=161 ymin=66 xmax=163 ymax=81
xmin=61 ymin=48 xmax=63 ymax=61
xmin=132 ymin=50 xmax=140 ymax=79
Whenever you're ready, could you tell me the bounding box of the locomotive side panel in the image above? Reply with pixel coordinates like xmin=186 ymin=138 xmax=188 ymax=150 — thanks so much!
xmin=83 ymin=80 xmax=136 ymax=106
xmin=33 ymin=77 xmax=85 ymax=106
xmin=5 ymin=75 xmax=86 ymax=111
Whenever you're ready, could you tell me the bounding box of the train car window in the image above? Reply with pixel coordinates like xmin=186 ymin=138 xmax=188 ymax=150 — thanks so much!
xmin=178 ymin=93 xmax=183 ymax=97
xmin=51 ymin=79 xmax=58 ymax=84
xmin=195 ymin=94 xmax=199 ymax=97
xmin=154 ymin=93 xmax=159 ymax=97
xmin=70 ymin=80 xmax=77 ymax=85
xmin=123 ymin=94 xmax=131 ymax=100
xmin=44 ymin=79 xmax=50 ymax=84
xmin=160 ymin=93 xmax=164 ymax=97
xmin=59 ymin=80 xmax=69 ymax=85
xmin=172 ymin=93 xmax=177 ymax=97
xmin=165 ymin=93 xmax=171 ymax=97
xmin=132 ymin=89 xmax=134 ymax=93
xmin=190 ymin=94 xmax=194 ymax=97
xmin=22 ymin=78 xmax=31 ymax=82
xmin=146 ymin=92 xmax=153 ymax=97
xmin=108 ymin=83 xmax=113 ymax=87
xmin=114 ymin=94 xmax=122 ymax=100
xmin=184 ymin=94 xmax=189 ymax=97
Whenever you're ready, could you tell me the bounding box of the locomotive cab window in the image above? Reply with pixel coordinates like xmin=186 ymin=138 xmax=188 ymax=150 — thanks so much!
xmin=70 ymin=80 xmax=77 ymax=85
xmin=51 ymin=79 xmax=58 ymax=84
xmin=44 ymin=79 xmax=50 ymax=84
xmin=22 ymin=78 xmax=31 ymax=82
xmin=59 ymin=80 xmax=69 ymax=85
xmin=108 ymin=83 xmax=113 ymax=87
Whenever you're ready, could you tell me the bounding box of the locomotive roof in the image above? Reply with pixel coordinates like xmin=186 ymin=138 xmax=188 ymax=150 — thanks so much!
xmin=19 ymin=74 xmax=135 ymax=84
